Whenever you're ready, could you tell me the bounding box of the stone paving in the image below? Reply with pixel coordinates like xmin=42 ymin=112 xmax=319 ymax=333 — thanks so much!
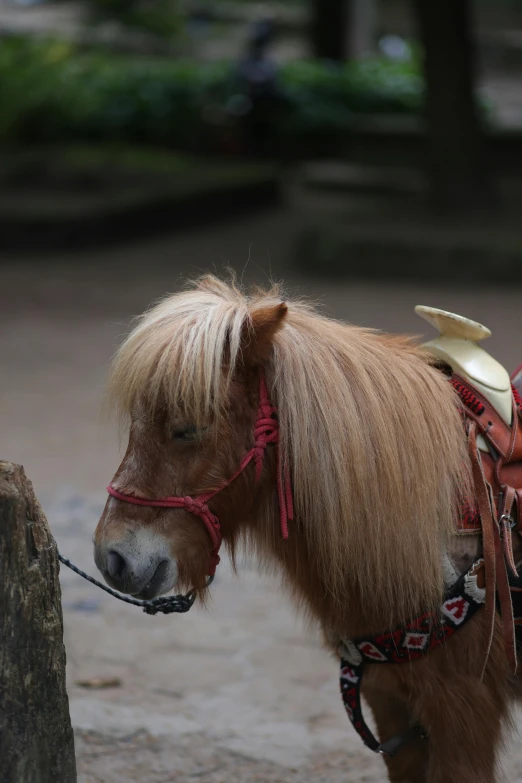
xmin=2 ymin=202 xmax=522 ymax=781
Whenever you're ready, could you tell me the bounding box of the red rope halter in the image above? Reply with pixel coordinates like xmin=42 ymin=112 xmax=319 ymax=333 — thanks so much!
xmin=107 ymin=372 xmax=294 ymax=577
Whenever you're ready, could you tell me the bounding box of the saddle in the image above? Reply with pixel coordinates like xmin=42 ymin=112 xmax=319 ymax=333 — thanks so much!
xmin=417 ymin=307 xmax=522 ymax=672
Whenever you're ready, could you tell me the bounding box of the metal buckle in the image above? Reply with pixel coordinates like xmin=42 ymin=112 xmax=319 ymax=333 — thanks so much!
xmin=499 ymin=513 xmax=517 ymax=530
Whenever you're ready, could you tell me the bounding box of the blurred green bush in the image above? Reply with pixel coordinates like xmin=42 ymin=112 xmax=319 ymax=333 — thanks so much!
xmin=0 ymin=36 xmax=423 ymax=153
xmin=87 ymin=0 xmax=181 ymax=39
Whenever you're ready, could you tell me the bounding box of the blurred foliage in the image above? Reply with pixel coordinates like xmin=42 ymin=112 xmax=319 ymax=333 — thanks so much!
xmin=281 ymin=58 xmax=423 ymax=134
xmin=0 ymin=36 xmax=424 ymax=152
xmin=1 ymin=145 xmax=277 ymax=201
xmin=87 ymin=0 xmax=182 ymax=39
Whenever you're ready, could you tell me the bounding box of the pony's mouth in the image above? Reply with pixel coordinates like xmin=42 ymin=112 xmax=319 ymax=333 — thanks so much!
xmin=132 ymin=559 xmax=170 ymax=600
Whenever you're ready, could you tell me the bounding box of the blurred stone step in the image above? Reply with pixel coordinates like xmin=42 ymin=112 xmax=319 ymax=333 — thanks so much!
xmin=293 ymin=197 xmax=522 ymax=282
xmin=0 ymin=147 xmax=282 ymax=254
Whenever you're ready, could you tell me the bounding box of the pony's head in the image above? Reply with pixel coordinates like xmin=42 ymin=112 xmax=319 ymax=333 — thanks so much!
xmin=94 ymin=275 xmax=471 ymax=630
xmin=93 ymin=276 xmax=288 ymax=599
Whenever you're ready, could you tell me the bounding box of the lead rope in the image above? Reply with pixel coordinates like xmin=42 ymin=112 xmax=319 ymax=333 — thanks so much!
xmin=57 ymin=552 xmax=210 ymax=614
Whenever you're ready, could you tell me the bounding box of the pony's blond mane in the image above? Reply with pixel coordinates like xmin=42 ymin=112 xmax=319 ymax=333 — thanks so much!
xmin=109 ymin=275 xmax=471 ymax=626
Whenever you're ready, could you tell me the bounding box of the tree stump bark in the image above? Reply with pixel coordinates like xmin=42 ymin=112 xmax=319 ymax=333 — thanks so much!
xmin=0 ymin=461 xmax=76 ymax=783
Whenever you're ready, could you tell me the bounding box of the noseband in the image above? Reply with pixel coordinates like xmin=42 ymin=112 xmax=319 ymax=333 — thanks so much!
xmin=107 ymin=372 xmax=294 ymax=577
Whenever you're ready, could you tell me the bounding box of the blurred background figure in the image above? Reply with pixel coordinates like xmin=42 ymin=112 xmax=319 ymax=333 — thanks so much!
xmin=1 ymin=1 xmax=522 ymax=781
xmin=233 ymin=16 xmax=287 ymax=157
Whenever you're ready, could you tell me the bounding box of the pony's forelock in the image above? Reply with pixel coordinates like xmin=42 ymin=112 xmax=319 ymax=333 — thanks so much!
xmin=108 ymin=276 xmax=282 ymax=427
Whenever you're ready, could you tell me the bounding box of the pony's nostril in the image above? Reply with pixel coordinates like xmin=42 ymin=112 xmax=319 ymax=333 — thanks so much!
xmin=107 ymin=550 xmax=127 ymax=580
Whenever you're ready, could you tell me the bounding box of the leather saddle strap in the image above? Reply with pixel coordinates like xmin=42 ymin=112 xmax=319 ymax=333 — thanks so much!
xmin=493 ymin=516 xmax=517 ymax=675
xmin=469 ymin=423 xmax=498 ymax=678
xmin=499 ymin=485 xmax=518 ymax=578
xmin=468 ymin=422 xmax=517 ymax=676
xmin=495 ymin=402 xmax=519 ymax=577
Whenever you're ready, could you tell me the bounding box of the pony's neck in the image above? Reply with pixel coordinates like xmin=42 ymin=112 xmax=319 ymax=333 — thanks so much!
xmin=243 ymin=323 xmax=470 ymax=639
xmin=247 ymin=496 xmax=396 ymax=639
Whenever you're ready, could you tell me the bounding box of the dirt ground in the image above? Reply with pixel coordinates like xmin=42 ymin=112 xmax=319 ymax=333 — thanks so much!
xmin=2 ymin=198 xmax=522 ymax=782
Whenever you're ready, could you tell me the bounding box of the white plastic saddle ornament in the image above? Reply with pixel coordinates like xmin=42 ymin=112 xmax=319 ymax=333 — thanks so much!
xmin=415 ymin=306 xmax=513 ymax=451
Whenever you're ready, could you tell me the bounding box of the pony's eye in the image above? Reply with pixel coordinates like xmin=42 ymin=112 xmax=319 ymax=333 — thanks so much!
xmin=172 ymin=426 xmax=199 ymax=441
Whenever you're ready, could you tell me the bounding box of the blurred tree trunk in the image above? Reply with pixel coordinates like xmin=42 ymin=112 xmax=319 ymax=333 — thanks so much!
xmin=311 ymin=0 xmax=352 ymax=61
xmin=0 ymin=461 xmax=77 ymax=783
xmin=350 ymin=0 xmax=376 ymax=58
xmin=412 ymin=0 xmax=495 ymax=212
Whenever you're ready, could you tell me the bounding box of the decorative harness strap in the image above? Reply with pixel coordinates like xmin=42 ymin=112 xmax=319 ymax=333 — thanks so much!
xmin=107 ymin=372 xmax=294 ymax=576
xmin=339 ymin=560 xmax=486 ymax=755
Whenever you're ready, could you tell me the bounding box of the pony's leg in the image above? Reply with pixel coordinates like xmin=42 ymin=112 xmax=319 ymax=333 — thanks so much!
xmin=417 ymin=676 xmax=505 ymax=783
xmin=418 ymin=675 xmax=506 ymax=783
xmin=364 ymin=614 xmax=512 ymax=783
xmin=364 ymin=688 xmax=428 ymax=783
xmin=411 ymin=618 xmax=511 ymax=783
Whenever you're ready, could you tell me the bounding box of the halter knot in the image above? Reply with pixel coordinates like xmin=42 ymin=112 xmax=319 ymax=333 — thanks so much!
xmin=252 ymin=414 xmax=279 ymax=480
xmin=182 ymin=497 xmax=208 ymax=517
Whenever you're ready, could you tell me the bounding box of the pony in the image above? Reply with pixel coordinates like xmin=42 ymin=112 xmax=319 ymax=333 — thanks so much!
xmin=94 ymin=275 xmax=517 ymax=783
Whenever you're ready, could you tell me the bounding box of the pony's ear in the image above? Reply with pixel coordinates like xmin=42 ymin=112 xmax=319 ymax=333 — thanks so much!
xmin=241 ymin=302 xmax=288 ymax=366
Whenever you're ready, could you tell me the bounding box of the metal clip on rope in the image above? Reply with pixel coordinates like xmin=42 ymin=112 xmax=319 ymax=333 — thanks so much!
xmin=58 ymin=553 xmax=210 ymax=614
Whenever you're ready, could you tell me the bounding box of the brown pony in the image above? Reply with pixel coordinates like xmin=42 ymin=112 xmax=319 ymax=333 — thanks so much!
xmin=94 ymin=276 xmax=515 ymax=783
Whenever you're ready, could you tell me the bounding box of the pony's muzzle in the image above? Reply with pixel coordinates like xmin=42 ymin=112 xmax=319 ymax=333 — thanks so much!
xmin=94 ymin=532 xmax=178 ymax=599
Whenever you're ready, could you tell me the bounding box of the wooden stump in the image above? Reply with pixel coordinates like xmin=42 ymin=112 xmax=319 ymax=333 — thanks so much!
xmin=0 ymin=461 xmax=77 ymax=783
